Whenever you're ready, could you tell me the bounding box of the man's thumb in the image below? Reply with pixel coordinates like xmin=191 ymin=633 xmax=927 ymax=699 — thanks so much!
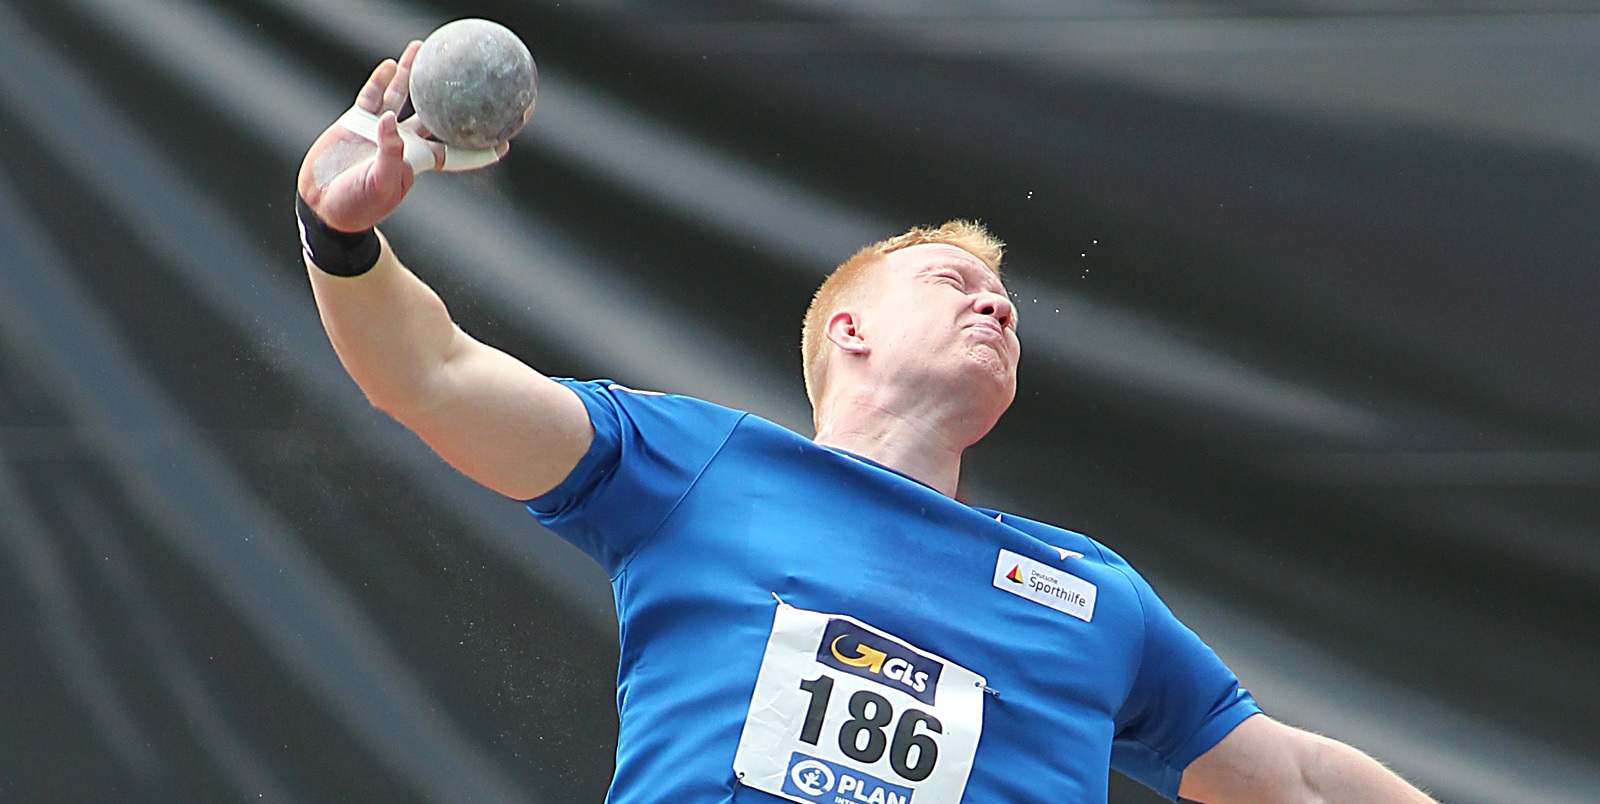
xmin=372 ymin=110 xmax=412 ymax=188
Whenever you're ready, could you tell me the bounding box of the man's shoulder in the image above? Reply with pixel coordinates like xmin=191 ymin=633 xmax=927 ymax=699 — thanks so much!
xmin=984 ymin=509 xmax=1110 ymax=560
xmin=559 ymin=378 xmax=732 ymax=408
xmin=983 ymin=508 xmax=1155 ymax=598
xmin=557 ymin=377 xmax=754 ymax=430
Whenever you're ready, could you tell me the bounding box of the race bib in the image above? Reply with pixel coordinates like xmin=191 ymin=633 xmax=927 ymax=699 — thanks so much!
xmin=733 ymin=603 xmax=986 ymax=804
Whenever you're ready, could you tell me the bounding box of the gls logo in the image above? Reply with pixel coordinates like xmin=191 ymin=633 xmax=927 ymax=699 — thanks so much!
xmin=816 ymin=618 xmax=943 ymax=705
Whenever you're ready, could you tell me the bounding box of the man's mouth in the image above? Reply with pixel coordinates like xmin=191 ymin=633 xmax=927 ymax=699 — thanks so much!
xmin=964 ymin=320 xmax=1006 ymax=339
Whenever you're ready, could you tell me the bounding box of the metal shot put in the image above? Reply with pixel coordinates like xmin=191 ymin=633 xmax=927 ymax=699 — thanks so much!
xmin=410 ymin=18 xmax=537 ymax=150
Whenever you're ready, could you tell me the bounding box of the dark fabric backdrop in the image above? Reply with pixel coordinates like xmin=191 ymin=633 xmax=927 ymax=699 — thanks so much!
xmin=1 ymin=1 xmax=1595 ymax=802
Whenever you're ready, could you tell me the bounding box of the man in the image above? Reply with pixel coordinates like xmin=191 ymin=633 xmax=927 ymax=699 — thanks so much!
xmin=297 ymin=43 xmax=1439 ymax=804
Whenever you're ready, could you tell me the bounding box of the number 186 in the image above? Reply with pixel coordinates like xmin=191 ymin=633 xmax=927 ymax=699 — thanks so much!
xmin=797 ymin=674 xmax=942 ymax=782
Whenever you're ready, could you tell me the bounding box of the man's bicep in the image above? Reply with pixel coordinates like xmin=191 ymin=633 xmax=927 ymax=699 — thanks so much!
xmin=403 ymin=335 xmax=594 ymax=500
xmin=1177 ymin=714 xmax=1309 ymax=803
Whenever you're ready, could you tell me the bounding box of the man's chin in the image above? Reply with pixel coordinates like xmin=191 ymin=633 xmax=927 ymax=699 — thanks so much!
xmin=959 ymin=363 xmax=1017 ymax=423
xmin=965 ymin=348 xmax=1016 ymax=390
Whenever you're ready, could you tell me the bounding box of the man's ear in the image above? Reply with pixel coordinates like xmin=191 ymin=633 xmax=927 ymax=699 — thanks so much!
xmin=825 ymin=310 xmax=870 ymax=356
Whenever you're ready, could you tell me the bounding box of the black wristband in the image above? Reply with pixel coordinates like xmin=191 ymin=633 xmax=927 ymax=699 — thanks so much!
xmin=295 ymin=194 xmax=381 ymax=277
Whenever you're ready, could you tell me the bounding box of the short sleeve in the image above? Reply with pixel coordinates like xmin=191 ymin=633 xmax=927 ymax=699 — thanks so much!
xmin=524 ymin=379 xmax=746 ymax=575
xmin=1109 ymin=569 xmax=1261 ymax=799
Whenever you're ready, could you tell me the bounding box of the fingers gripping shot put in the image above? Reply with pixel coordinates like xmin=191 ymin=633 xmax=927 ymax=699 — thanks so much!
xmin=296 ymin=30 xmax=1441 ymax=804
xmin=306 ymin=18 xmax=534 ymax=206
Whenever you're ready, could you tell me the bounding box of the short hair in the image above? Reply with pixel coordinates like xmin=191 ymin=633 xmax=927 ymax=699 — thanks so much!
xmin=800 ymin=220 xmax=1005 ymax=411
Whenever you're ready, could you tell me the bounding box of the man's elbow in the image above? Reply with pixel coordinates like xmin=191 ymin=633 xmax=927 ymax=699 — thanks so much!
xmin=1291 ymin=726 xmax=1436 ymax=804
xmin=1291 ymin=730 xmax=1336 ymax=804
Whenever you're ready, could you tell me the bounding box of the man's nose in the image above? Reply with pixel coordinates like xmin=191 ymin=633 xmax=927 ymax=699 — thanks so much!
xmin=974 ymin=292 xmax=1015 ymax=329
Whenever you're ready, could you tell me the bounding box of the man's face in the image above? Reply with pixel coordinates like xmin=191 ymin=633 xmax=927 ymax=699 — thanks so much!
xmin=853 ymin=243 xmax=1020 ymax=416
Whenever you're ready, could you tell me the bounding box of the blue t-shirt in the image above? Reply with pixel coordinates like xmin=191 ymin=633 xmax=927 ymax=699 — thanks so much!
xmin=529 ymin=381 xmax=1259 ymax=803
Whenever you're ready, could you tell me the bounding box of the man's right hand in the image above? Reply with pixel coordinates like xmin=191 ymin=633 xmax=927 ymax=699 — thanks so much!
xmin=296 ymin=41 xmax=441 ymax=233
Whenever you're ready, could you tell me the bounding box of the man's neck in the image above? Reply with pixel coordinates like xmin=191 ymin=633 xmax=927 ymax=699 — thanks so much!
xmin=812 ymin=389 xmax=972 ymax=498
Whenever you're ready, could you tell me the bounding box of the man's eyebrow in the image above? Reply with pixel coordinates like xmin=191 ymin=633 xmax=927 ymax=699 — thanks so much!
xmin=922 ymin=258 xmax=1006 ymax=295
xmin=962 ymin=263 xmax=1005 ymax=291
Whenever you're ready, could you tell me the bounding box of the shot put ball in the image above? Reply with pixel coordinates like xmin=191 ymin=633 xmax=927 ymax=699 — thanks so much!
xmin=409 ymin=19 xmax=538 ymax=150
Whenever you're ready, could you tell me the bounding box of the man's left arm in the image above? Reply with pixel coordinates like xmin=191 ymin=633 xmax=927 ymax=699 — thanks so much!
xmin=1177 ymin=713 xmax=1437 ymax=804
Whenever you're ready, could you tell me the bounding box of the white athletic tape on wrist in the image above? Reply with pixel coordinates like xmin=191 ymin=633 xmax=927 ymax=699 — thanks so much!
xmin=335 ymin=106 xmax=502 ymax=174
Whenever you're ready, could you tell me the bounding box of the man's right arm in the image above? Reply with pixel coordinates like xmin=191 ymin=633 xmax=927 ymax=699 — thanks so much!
xmin=298 ymin=42 xmax=592 ymax=501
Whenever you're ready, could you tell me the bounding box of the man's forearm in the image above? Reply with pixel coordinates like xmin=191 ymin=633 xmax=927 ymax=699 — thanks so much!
xmin=1181 ymin=715 xmax=1438 ymax=804
xmin=306 ymin=233 xmax=464 ymax=418
xmin=1299 ymin=732 xmax=1437 ymax=804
